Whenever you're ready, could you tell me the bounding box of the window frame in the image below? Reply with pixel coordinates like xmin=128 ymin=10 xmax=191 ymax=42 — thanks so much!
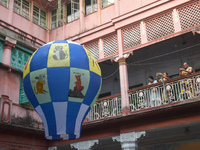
xmin=51 ymin=8 xmax=63 ymax=29
xmin=66 ymin=0 xmax=80 ymax=23
xmin=101 ymin=0 xmax=114 ymax=9
xmin=33 ymin=5 xmax=47 ymax=28
xmin=0 ymin=0 xmax=9 ymax=7
xmin=14 ymin=0 xmax=30 ymax=19
xmin=85 ymin=0 xmax=97 ymax=15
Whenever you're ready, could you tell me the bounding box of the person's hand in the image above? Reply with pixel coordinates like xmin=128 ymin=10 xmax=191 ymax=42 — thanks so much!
xmin=180 ymin=68 xmax=185 ymax=71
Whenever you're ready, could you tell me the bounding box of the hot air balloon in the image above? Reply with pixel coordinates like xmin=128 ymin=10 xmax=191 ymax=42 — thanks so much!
xmin=23 ymin=40 xmax=102 ymax=140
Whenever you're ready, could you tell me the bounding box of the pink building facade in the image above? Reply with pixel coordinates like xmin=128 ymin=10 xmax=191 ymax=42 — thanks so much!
xmin=1 ymin=0 xmax=200 ymax=149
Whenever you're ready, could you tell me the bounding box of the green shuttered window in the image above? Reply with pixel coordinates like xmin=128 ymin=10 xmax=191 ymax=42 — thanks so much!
xmin=11 ymin=46 xmax=32 ymax=71
xmin=19 ymin=77 xmax=33 ymax=107
xmin=10 ymin=45 xmax=33 ymax=107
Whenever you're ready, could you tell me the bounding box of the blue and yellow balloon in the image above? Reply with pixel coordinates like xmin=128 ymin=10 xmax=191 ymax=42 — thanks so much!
xmin=23 ymin=40 xmax=102 ymax=140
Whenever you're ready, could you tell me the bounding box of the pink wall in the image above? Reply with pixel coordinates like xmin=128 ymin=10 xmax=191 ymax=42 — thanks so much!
xmin=0 ymin=6 xmax=9 ymax=22
xmin=119 ymin=0 xmax=159 ymax=15
xmin=11 ymin=104 xmax=43 ymax=129
xmin=32 ymin=23 xmax=47 ymax=42
xmin=84 ymin=12 xmax=99 ymax=31
xmin=101 ymin=5 xmax=115 ymax=24
xmin=12 ymin=13 xmax=31 ymax=33
xmin=0 ymin=68 xmax=20 ymax=104
xmin=49 ymin=19 xmax=81 ymax=41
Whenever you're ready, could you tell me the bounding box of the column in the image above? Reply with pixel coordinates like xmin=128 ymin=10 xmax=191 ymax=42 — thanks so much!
xmin=118 ymin=58 xmax=130 ymax=114
xmin=112 ymin=131 xmax=146 ymax=150
xmin=1 ymin=37 xmax=16 ymax=99
xmin=2 ymin=37 xmax=17 ymax=66
xmin=117 ymin=29 xmax=130 ymax=114
xmin=71 ymin=140 xmax=99 ymax=150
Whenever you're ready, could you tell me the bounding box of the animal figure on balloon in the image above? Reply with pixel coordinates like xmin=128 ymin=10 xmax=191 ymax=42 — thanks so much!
xmin=69 ymin=75 xmax=85 ymax=98
xmin=34 ymin=74 xmax=48 ymax=94
xmin=53 ymin=45 xmax=68 ymax=60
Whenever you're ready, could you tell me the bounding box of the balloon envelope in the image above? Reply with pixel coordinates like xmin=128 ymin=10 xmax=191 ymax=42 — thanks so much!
xmin=23 ymin=40 xmax=102 ymax=140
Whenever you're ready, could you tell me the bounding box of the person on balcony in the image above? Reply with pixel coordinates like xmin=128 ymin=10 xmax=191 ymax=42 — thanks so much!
xmin=156 ymin=72 xmax=170 ymax=82
xmin=156 ymin=72 xmax=170 ymax=104
xmin=148 ymin=76 xmax=157 ymax=85
xmin=148 ymin=76 xmax=161 ymax=107
xmin=180 ymin=62 xmax=193 ymax=76
xmin=180 ymin=62 xmax=195 ymax=97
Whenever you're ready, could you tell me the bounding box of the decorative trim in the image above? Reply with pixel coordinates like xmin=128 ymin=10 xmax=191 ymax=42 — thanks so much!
xmin=112 ymin=135 xmax=120 ymax=142
xmin=3 ymin=37 xmax=17 ymax=50
xmin=112 ymin=52 xmax=133 ymax=62
xmin=70 ymin=139 xmax=99 ymax=150
xmin=120 ymin=131 xmax=146 ymax=143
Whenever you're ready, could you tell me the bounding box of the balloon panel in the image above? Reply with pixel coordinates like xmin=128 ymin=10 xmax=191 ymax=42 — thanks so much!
xmin=23 ymin=40 xmax=102 ymax=140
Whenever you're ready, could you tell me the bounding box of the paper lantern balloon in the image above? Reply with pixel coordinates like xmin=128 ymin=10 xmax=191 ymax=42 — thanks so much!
xmin=23 ymin=40 xmax=102 ymax=140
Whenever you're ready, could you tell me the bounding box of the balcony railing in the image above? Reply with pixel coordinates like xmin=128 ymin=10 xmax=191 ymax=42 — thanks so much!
xmin=88 ymin=94 xmax=122 ymax=121
xmin=129 ymin=73 xmax=200 ymax=111
xmin=88 ymin=73 xmax=200 ymax=121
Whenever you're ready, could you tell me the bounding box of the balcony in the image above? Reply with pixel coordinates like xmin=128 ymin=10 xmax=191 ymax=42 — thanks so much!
xmin=87 ymin=72 xmax=200 ymax=121
xmin=1 ymin=72 xmax=200 ymax=130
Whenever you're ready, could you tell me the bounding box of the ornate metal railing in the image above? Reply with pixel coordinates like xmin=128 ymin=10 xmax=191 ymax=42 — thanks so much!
xmin=88 ymin=73 xmax=200 ymax=121
xmin=88 ymin=94 xmax=122 ymax=121
xmin=129 ymin=73 xmax=200 ymax=112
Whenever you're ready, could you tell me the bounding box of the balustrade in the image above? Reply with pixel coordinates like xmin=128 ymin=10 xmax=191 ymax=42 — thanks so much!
xmin=88 ymin=73 xmax=200 ymax=121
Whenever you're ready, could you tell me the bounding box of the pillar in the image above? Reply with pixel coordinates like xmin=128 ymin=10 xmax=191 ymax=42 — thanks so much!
xmin=1 ymin=37 xmax=16 ymax=99
xmin=70 ymin=140 xmax=99 ymax=150
xmin=2 ymin=37 xmax=17 ymax=66
xmin=117 ymin=29 xmax=130 ymax=114
xmin=118 ymin=58 xmax=130 ymax=114
xmin=112 ymin=131 xmax=146 ymax=150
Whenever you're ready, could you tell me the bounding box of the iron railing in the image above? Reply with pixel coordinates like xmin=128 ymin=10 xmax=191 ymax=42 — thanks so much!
xmin=88 ymin=94 xmax=121 ymax=121
xmin=129 ymin=73 xmax=200 ymax=112
xmin=88 ymin=73 xmax=200 ymax=121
